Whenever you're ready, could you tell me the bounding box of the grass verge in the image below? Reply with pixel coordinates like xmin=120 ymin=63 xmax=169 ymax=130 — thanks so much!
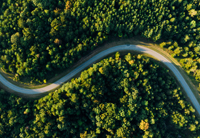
xmin=0 ymin=35 xmax=200 ymax=111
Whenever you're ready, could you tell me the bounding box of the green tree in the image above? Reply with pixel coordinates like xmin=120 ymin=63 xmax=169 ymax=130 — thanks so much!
xmin=18 ymin=18 xmax=25 ymax=28
xmin=11 ymin=32 xmax=20 ymax=44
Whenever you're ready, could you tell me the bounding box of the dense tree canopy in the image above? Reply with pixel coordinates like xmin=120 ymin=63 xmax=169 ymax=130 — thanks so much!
xmin=1 ymin=0 xmax=200 ymax=137
xmin=0 ymin=0 xmax=200 ymax=83
xmin=0 ymin=53 xmax=199 ymax=137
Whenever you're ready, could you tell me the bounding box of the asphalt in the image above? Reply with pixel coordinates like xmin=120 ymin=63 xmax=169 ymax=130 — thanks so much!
xmin=0 ymin=45 xmax=199 ymax=114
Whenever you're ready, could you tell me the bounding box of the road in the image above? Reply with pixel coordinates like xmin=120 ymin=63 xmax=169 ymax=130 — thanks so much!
xmin=0 ymin=44 xmax=200 ymax=114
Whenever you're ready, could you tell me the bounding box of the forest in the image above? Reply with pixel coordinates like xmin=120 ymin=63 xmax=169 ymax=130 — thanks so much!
xmin=0 ymin=0 xmax=200 ymax=137
xmin=0 ymin=0 xmax=200 ymax=84
xmin=0 ymin=53 xmax=200 ymax=137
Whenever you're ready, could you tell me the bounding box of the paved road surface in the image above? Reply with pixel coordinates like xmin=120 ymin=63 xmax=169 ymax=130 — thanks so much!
xmin=0 ymin=45 xmax=199 ymax=114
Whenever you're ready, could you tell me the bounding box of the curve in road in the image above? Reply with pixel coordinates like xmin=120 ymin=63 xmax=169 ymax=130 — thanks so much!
xmin=0 ymin=45 xmax=200 ymax=114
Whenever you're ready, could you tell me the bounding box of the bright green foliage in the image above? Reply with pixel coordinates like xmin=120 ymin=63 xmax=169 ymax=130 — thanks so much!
xmin=189 ymin=124 xmax=196 ymax=131
xmin=10 ymin=32 xmax=20 ymax=44
xmin=0 ymin=53 xmax=200 ymax=137
xmin=190 ymin=20 xmax=196 ymax=28
xmin=0 ymin=0 xmax=199 ymax=84
xmin=18 ymin=18 xmax=25 ymax=28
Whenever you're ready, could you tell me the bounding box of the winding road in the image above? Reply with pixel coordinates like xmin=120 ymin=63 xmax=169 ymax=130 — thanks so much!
xmin=0 ymin=45 xmax=200 ymax=114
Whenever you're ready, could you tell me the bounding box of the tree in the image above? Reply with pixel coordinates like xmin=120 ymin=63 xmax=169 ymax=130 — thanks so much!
xmin=18 ymin=18 xmax=25 ymax=28
xmin=115 ymin=52 xmax=120 ymax=60
xmin=80 ymin=70 xmax=89 ymax=80
xmin=189 ymin=9 xmax=197 ymax=17
xmin=139 ymin=120 xmax=149 ymax=131
xmin=116 ymin=127 xmax=125 ymax=137
xmin=65 ymin=1 xmax=71 ymax=11
xmin=11 ymin=32 xmax=20 ymax=44
xmin=181 ymin=34 xmax=190 ymax=43
xmin=190 ymin=21 xmax=196 ymax=31
xmin=54 ymin=38 xmax=62 ymax=45
xmin=189 ymin=124 xmax=196 ymax=131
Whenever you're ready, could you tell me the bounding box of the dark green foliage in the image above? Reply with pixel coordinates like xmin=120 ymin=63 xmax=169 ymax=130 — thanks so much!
xmin=0 ymin=53 xmax=200 ymax=137
xmin=0 ymin=0 xmax=200 ymax=83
